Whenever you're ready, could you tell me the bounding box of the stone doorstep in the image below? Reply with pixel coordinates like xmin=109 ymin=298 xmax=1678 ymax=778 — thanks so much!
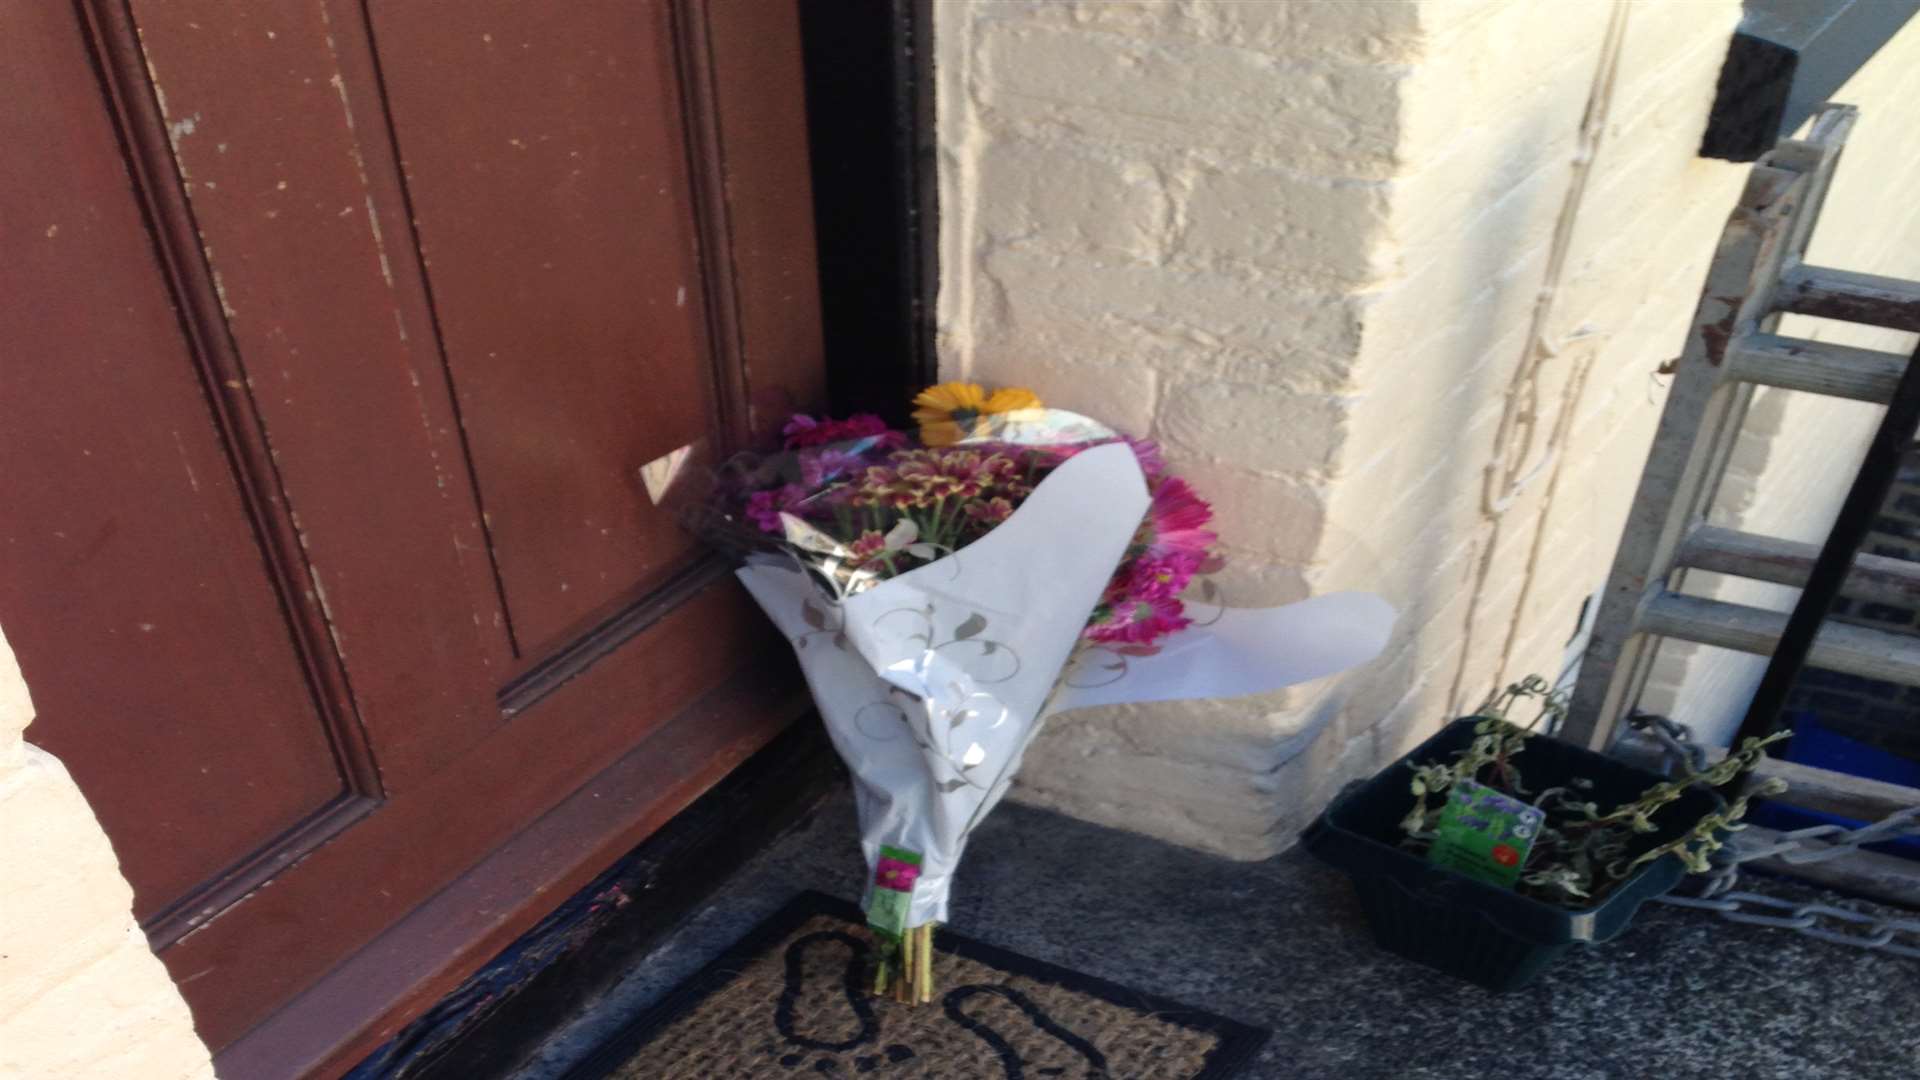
xmin=497 ymin=787 xmax=1920 ymax=1080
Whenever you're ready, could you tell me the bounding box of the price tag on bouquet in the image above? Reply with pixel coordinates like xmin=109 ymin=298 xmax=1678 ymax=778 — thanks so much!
xmin=867 ymin=846 xmax=923 ymax=939
xmin=1427 ymin=780 xmax=1544 ymax=889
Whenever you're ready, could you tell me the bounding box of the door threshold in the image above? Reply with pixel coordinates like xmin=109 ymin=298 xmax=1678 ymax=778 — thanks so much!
xmin=211 ymin=669 xmax=832 ymax=1080
xmin=339 ymin=717 xmax=841 ymax=1080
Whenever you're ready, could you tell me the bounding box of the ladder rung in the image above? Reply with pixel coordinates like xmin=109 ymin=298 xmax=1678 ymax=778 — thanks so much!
xmin=1742 ymin=757 xmax=1920 ymax=822
xmin=1777 ymin=264 xmax=1920 ymax=333
xmin=1721 ymin=332 xmax=1906 ymax=402
xmin=1618 ymin=738 xmax=1920 ymax=821
xmin=1639 ymin=592 xmax=1920 ymax=685
xmin=1676 ymin=525 xmax=1920 ymax=608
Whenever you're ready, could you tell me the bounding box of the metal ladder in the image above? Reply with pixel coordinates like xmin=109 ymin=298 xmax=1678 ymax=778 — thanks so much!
xmin=1563 ymin=105 xmax=1920 ymax=901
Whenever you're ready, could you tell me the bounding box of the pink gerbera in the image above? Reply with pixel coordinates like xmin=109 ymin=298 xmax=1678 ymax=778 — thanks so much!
xmin=1124 ymin=437 xmax=1168 ymax=482
xmin=1137 ymin=476 xmax=1216 ymax=557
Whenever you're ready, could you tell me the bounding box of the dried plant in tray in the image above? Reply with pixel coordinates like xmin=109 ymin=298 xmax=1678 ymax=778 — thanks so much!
xmin=1397 ymin=676 xmax=1788 ymax=906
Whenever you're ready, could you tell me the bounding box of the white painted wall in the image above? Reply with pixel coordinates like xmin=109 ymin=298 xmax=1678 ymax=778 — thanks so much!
xmin=938 ymin=0 xmax=1920 ymax=857
xmin=0 ymin=623 xmax=215 ymax=1079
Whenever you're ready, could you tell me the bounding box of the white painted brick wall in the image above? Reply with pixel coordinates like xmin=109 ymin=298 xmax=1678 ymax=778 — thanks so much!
xmin=0 ymin=625 xmax=214 ymax=1080
xmin=940 ymin=0 xmax=1915 ymax=859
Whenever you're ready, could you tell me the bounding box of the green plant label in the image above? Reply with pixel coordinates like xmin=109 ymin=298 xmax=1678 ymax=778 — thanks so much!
xmin=1427 ymin=780 xmax=1545 ymax=889
xmin=866 ymin=845 xmax=923 ymax=939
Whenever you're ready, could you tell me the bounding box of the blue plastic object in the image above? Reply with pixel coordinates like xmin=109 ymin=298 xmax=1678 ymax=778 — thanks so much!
xmin=1749 ymin=709 xmax=1920 ymax=861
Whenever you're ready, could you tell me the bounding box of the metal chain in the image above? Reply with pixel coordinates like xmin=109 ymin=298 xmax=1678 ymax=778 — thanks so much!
xmin=1656 ymin=889 xmax=1920 ymax=959
xmin=1626 ymin=713 xmax=1920 ymax=959
xmin=1723 ymin=806 xmax=1920 ymax=865
xmin=1629 ymin=711 xmax=1708 ymax=772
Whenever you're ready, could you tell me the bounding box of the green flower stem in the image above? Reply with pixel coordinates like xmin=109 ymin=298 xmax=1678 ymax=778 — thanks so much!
xmin=916 ymin=925 xmax=934 ymax=1004
xmin=928 ymin=499 xmax=944 ymax=542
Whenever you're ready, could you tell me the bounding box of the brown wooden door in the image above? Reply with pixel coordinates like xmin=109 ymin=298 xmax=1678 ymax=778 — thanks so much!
xmin=0 ymin=1 xmax=819 ymax=1074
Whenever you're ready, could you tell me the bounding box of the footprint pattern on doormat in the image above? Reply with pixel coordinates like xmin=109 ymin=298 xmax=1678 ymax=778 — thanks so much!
xmin=766 ymin=930 xmax=1111 ymax=1078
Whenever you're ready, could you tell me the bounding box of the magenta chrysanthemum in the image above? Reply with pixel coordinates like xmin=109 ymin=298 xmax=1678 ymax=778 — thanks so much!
xmin=782 ymin=412 xmax=897 ymax=450
xmin=1119 ymin=550 xmax=1203 ymax=601
xmin=1084 ymin=594 xmax=1191 ymax=645
xmin=745 ymin=483 xmax=808 ymax=532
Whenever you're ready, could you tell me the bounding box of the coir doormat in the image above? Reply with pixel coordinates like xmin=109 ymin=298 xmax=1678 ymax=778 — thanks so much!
xmin=564 ymin=891 xmax=1268 ymax=1079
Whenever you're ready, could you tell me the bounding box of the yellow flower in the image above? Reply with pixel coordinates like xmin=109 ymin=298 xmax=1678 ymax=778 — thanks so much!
xmin=912 ymin=382 xmax=1042 ymax=446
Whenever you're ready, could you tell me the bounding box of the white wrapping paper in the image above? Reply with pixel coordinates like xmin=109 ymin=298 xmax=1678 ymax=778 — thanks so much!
xmin=736 ymin=443 xmax=1395 ymax=927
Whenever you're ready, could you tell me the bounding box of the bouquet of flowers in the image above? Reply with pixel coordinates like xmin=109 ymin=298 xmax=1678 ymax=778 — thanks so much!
xmin=699 ymin=382 xmax=1395 ymax=1003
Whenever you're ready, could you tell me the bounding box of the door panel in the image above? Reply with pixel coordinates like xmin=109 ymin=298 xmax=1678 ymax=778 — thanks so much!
xmin=369 ymin=0 xmax=718 ymax=651
xmin=0 ymin=0 xmax=348 ymax=923
xmin=124 ymin=0 xmax=516 ymax=789
xmin=1 ymin=0 xmax=823 ymax=1069
xmin=160 ymin=579 xmax=777 ymax=1051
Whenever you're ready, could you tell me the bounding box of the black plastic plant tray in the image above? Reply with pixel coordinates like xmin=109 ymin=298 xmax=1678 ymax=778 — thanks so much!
xmin=1301 ymin=718 xmax=1723 ymax=991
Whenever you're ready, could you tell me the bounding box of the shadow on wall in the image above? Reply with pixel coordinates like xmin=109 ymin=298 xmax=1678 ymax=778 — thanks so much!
xmin=1325 ymin=110 xmax=1570 ymax=743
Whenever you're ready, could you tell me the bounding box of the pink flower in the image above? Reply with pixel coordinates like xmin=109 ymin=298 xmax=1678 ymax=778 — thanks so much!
xmin=1082 ymin=551 xmax=1201 ymax=646
xmin=782 ymin=413 xmax=898 ymax=450
xmin=781 ymin=413 xmax=823 ymax=446
xmin=744 ymin=484 xmax=808 ymax=532
xmin=1123 ymin=437 xmax=1167 ymax=481
xmin=964 ymin=496 xmax=1015 ymax=525
xmin=848 ymin=530 xmax=889 ymax=563
xmin=1137 ymin=476 xmax=1216 ymax=558
xmin=1084 ymin=595 xmax=1191 ymax=645
xmin=852 ymin=448 xmax=1027 ymax=510
xmin=1118 ymin=550 xmax=1202 ymax=601
xmin=799 ymin=447 xmax=866 ymax=489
